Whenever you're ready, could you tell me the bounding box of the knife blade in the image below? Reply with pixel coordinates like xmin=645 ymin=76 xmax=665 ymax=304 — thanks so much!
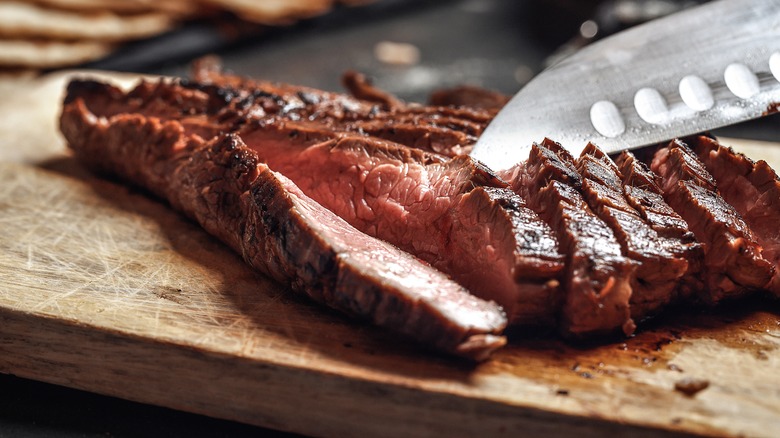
xmin=471 ymin=0 xmax=780 ymax=171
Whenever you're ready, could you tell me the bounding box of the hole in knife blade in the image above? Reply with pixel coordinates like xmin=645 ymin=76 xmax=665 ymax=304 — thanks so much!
xmin=590 ymin=100 xmax=625 ymax=138
xmin=724 ymin=63 xmax=760 ymax=99
xmin=679 ymin=75 xmax=714 ymax=112
xmin=634 ymin=87 xmax=669 ymax=124
xmin=770 ymin=52 xmax=780 ymax=83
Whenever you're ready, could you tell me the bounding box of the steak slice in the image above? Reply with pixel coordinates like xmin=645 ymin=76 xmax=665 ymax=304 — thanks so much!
xmin=614 ymin=150 xmax=703 ymax=300
xmin=651 ymin=140 xmax=774 ymax=303
xmin=67 ymin=77 xmax=565 ymax=328
xmin=189 ymin=59 xmax=494 ymax=157
xmin=690 ymin=135 xmax=780 ymax=296
xmin=615 ymin=151 xmax=694 ymax=241
xmin=576 ymin=144 xmax=692 ymax=319
xmin=237 ymin=122 xmax=565 ymax=327
xmin=503 ymin=139 xmax=636 ymax=337
xmin=60 ymin=88 xmax=508 ymax=361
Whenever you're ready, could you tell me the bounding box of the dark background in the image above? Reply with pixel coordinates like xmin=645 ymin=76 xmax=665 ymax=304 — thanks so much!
xmin=2 ymin=0 xmax=776 ymax=436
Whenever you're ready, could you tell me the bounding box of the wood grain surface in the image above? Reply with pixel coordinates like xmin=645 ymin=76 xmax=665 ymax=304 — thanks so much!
xmin=1 ymin=71 xmax=779 ymax=438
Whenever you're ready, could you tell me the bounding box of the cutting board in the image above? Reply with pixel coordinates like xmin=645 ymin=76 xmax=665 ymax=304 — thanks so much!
xmin=1 ymin=71 xmax=779 ymax=438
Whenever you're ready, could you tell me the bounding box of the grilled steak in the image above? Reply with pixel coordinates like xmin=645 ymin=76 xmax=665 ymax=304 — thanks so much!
xmin=59 ymin=60 xmax=780 ymax=351
xmin=191 ymin=60 xmax=494 ymax=157
xmin=576 ymin=144 xmax=692 ymax=319
xmin=60 ymin=82 xmax=508 ymax=360
xmin=690 ymin=135 xmax=780 ymax=296
xmin=238 ymin=124 xmax=564 ymax=327
xmin=615 ymin=151 xmax=695 ymax=241
xmin=614 ymin=150 xmax=703 ymax=300
xmin=64 ymin=76 xmax=565 ymax=328
xmin=650 ymin=140 xmax=774 ymax=303
xmin=503 ymin=139 xmax=636 ymax=337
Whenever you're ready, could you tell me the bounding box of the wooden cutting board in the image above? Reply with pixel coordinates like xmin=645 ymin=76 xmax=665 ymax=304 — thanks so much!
xmin=1 ymin=71 xmax=779 ymax=438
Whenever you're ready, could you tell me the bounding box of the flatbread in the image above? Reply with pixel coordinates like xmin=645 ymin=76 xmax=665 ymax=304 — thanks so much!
xmin=201 ymin=0 xmax=334 ymax=24
xmin=0 ymin=39 xmax=112 ymax=68
xmin=31 ymin=0 xmax=194 ymax=15
xmin=0 ymin=2 xmax=174 ymax=41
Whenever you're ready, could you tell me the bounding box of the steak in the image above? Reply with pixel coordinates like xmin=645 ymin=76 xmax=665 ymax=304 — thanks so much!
xmin=64 ymin=76 xmax=565 ymax=328
xmin=575 ymin=143 xmax=692 ymax=319
xmin=238 ymin=123 xmax=564 ymax=327
xmin=614 ymin=150 xmax=703 ymax=301
xmin=615 ymin=151 xmax=695 ymax=241
xmin=650 ymin=140 xmax=774 ymax=303
xmin=689 ymin=135 xmax=780 ymax=296
xmin=503 ymin=139 xmax=636 ymax=337
xmin=60 ymin=83 xmax=508 ymax=360
xmin=190 ymin=60 xmax=494 ymax=157
xmin=59 ymin=61 xmax=780 ymax=351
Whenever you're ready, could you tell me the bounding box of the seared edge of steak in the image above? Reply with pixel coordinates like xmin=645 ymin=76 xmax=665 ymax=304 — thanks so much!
xmin=651 ymin=140 xmax=774 ymax=302
xmin=690 ymin=135 xmax=780 ymax=296
xmin=60 ymin=84 xmax=509 ymax=361
xmin=503 ymin=139 xmax=636 ymax=337
xmin=186 ymin=60 xmax=494 ymax=157
xmin=450 ymin=186 xmax=564 ymax=326
xmin=576 ymin=143 xmax=690 ymax=319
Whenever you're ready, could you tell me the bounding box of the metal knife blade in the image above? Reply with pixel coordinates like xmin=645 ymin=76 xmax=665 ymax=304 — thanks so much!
xmin=471 ymin=0 xmax=780 ymax=171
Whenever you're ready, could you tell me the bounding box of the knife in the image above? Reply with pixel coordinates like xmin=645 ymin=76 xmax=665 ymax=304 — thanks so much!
xmin=471 ymin=0 xmax=780 ymax=171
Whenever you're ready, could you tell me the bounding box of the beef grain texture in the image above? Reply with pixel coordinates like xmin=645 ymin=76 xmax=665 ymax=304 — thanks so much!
xmin=690 ymin=135 xmax=780 ymax=296
xmin=237 ymin=123 xmax=565 ymax=327
xmin=60 ymin=82 xmax=509 ymax=361
xmin=651 ymin=140 xmax=774 ymax=303
xmin=503 ymin=139 xmax=636 ymax=337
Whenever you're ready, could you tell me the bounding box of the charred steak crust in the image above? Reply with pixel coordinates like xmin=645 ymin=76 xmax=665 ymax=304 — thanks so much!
xmin=503 ymin=139 xmax=636 ymax=337
xmin=184 ymin=63 xmax=494 ymax=157
xmin=690 ymin=135 xmax=780 ymax=296
xmin=651 ymin=140 xmax=774 ymax=303
xmin=576 ymin=144 xmax=691 ymax=320
xmin=60 ymin=82 xmax=509 ymax=361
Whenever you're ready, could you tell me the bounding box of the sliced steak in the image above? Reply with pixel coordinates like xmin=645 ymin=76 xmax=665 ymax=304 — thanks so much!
xmin=690 ymin=135 xmax=780 ymax=296
xmin=60 ymin=86 xmax=508 ymax=360
xmin=615 ymin=151 xmax=694 ymax=241
xmin=189 ymin=60 xmax=494 ymax=157
xmin=614 ymin=150 xmax=703 ymax=300
xmin=651 ymin=140 xmax=774 ymax=303
xmin=237 ymin=122 xmax=565 ymax=327
xmin=64 ymin=75 xmax=564 ymax=332
xmin=503 ymin=139 xmax=636 ymax=337
xmin=576 ymin=144 xmax=691 ymax=319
